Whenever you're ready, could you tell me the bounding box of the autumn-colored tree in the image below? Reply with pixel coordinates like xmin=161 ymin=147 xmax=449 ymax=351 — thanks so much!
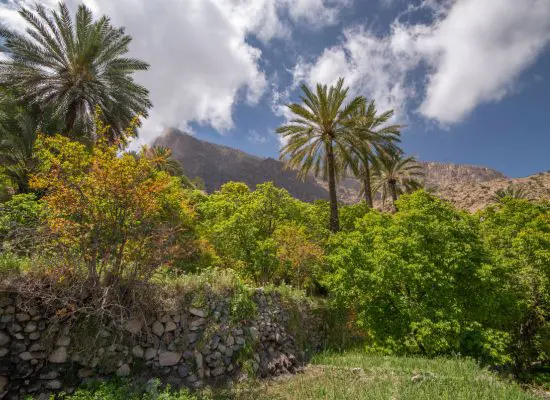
xmin=30 ymin=118 xmax=198 ymax=283
xmin=274 ymin=224 xmax=324 ymax=293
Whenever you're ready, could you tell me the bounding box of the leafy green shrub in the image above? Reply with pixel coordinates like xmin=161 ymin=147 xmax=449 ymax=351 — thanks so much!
xmin=55 ymin=378 xmax=198 ymax=400
xmin=0 ymin=252 xmax=31 ymax=278
xmin=0 ymin=193 xmax=46 ymax=255
xmin=479 ymin=198 xmax=550 ymax=370
xmin=324 ymin=191 xmax=504 ymax=362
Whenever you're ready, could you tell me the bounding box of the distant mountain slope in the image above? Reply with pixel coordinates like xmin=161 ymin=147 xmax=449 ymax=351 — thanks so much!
xmin=153 ymin=129 xmax=328 ymax=202
xmin=153 ymin=129 xmax=549 ymax=211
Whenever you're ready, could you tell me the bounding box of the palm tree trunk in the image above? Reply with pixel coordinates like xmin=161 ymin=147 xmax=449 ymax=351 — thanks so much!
xmin=389 ymin=181 xmax=399 ymax=212
xmin=363 ymin=162 xmax=373 ymax=208
xmin=326 ymin=140 xmax=340 ymax=232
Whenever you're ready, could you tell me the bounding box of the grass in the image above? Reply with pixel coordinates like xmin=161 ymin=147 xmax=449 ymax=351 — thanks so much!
xmin=215 ymin=352 xmax=543 ymax=400
xmin=58 ymin=352 xmax=546 ymax=400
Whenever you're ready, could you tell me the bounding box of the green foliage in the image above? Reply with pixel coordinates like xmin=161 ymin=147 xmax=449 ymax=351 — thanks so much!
xmin=196 ymin=182 xmax=325 ymax=288
xmin=230 ymin=280 xmax=258 ymax=323
xmin=0 ymin=3 xmax=151 ymax=140
xmin=324 ymin=191 xmax=505 ymax=362
xmin=0 ymin=193 xmax=46 ymax=255
xmin=479 ymin=199 xmax=550 ymax=370
xmin=55 ymin=379 xmax=198 ymax=400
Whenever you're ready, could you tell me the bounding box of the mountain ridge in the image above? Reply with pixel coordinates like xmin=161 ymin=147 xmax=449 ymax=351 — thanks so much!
xmin=153 ymin=129 xmax=549 ymax=211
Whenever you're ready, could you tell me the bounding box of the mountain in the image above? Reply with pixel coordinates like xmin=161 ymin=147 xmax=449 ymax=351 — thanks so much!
xmin=153 ymin=129 xmax=328 ymax=202
xmin=154 ymin=129 xmax=550 ymax=211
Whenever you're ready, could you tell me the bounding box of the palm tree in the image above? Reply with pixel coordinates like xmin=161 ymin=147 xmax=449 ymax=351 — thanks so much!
xmin=0 ymin=89 xmax=62 ymax=193
xmin=343 ymin=100 xmax=402 ymax=208
xmin=277 ymin=78 xmax=365 ymax=232
xmin=0 ymin=107 xmax=40 ymax=193
xmin=0 ymin=3 xmax=151 ymax=141
xmin=140 ymin=145 xmax=194 ymax=188
xmin=491 ymin=185 xmax=528 ymax=202
xmin=373 ymin=150 xmax=424 ymax=212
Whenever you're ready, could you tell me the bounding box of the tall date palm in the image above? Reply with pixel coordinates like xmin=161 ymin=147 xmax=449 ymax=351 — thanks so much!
xmin=343 ymin=100 xmax=402 ymax=208
xmin=277 ymin=78 xmax=365 ymax=232
xmin=0 ymin=3 xmax=151 ymax=141
xmin=373 ymin=150 xmax=424 ymax=212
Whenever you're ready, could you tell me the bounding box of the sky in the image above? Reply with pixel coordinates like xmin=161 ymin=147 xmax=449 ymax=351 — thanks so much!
xmin=1 ymin=0 xmax=550 ymax=177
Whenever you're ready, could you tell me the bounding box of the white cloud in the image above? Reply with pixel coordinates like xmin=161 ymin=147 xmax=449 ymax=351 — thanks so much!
xmin=292 ymin=0 xmax=550 ymax=125
xmin=292 ymin=26 xmax=418 ymax=121
xmin=247 ymin=129 xmax=270 ymax=144
xmin=0 ymin=0 xmax=349 ymax=143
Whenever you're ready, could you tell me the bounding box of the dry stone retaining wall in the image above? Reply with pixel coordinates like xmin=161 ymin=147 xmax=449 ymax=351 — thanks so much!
xmin=0 ymin=288 xmax=325 ymax=399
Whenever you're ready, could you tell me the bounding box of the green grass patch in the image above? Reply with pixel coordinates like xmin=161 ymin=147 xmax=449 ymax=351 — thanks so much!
xmin=221 ymin=352 xmax=543 ymax=400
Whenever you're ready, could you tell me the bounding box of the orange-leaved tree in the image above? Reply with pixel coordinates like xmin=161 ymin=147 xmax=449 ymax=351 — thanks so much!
xmin=30 ymin=117 xmax=199 ymax=283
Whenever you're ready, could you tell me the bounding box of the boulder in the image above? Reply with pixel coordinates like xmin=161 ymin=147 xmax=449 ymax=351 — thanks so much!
xmin=124 ymin=319 xmax=143 ymax=335
xmin=144 ymin=347 xmax=157 ymax=361
xmin=158 ymin=351 xmax=181 ymax=366
xmin=116 ymin=364 xmax=131 ymax=377
xmin=189 ymin=308 xmax=207 ymax=318
xmin=48 ymin=347 xmax=68 ymax=364
xmin=132 ymin=345 xmax=144 ymax=359
xmin=152 ymin=321 xmax=164 ymax=337
xmin=0 ymin=332 xmax=10 ymax=347
xmin=165 ymin=321 xmax=177 ymax=332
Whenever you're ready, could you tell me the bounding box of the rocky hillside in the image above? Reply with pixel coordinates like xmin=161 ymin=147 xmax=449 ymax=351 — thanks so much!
xmin=154 ymin=129 xmax=328 ymax=202
xmin=154 ymin=130 xmax=549 ymax=211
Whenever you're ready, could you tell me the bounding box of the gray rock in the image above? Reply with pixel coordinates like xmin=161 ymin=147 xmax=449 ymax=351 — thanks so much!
xmin=0 ymin=316 xmax=12 ymax=323
xmin=189 ymin=308 xmax=207 ymax=318
xmin=15 ymin=313 xmax=30 ymax=322
xmin=195 ymin=351 xmax=203 ymax=369
xmin=0 ymin=332 xmax=10 ymax=346
xmin=46 ymin=379 xmax=63 ymax=390
xmin=152 ymin=321 xmax=164 ymax=337
xmin=29 ymin=332 xmax=41 ymax=340
xmin=78 ymin=369 xmax=93 ymax=379
xmin=116 ymin=364 xmax=131 ymax=377
xmin=124 ymin=319 xmax=143 ymax=335
xmin=132 ymin=345 xmax=144 ymax=359
xmin=14 ymin=333 xmax=24 ymax=340
xmin=144 ymin=347 xmax=157 ymax=360
xmin=19 ymin=351 xmax=33 ymax=361
xmin=40 ymin=371 xmax=59 ymax=380
xmin=158 ymin=351 xmax=181 ymax=366
xmin=186 ymin=333 xmax=198 ymax=343
xmin=56 ymin=337 xmax=71 ymax=346
xmin=11 ymin=323 xmax=22 ymax=333
xmin=48 ymin=347 xmax=68 ymax=363
xmin=183 ymin=350 xmax=194 ymax=360
xmin=212 ymin=366 xmax=225 ymax=377
xmin=24 ymin=322 xmax=37 ymax=333
xmin=165 ymin=321 xmax=177 ymax=332
xmin=178 ymin=364 xmax=189 ymax=378
xmin=226 ymin=335 xmax=234 ymax=346
xmin=0 ymin=348 xmax=8 ymax=357
xmin=249 ymin=327 xmax=259 ymax=341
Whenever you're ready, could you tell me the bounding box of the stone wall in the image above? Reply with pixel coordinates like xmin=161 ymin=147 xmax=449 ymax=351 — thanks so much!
xmin=0 ymin=288 xmax=325 ymax=399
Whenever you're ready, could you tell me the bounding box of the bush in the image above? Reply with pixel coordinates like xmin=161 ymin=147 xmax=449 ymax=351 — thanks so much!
xmin=479 ymin=199 xmax=550 ymax=370
xmin=30 ymin=123 xmax=202 ymax=283
xmin=324 ymin=191 xmax=505 ymax=362
xmin=55 ymin=378 xmax=198 ymax=400
xmin=0 ymin=193 xmax=46 ymax=255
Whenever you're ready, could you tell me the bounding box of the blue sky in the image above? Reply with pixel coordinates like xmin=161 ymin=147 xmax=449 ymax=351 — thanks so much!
xmin=1 ymin=0 xmax=549 ymax=177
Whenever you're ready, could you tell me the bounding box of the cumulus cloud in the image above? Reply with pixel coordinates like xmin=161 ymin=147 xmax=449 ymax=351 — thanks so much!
xmin=0 ymin=0 xmax=349 ymax=143
xmin=292 ymin=0 xmax=550 ymax=124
